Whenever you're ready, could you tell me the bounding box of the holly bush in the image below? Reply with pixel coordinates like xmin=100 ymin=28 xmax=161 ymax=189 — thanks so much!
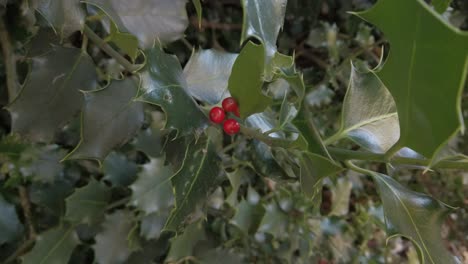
xmin=0 ymin=0 xmax=468 ymax=263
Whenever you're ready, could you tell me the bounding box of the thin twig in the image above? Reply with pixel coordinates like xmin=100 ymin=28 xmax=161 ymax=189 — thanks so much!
xmin=83 ymin=25 xmax=139 ymax=73
xmin=19 ymin=186 xmax=36 ymax=240
xmin=0 ymin=15 xmax=18 ymax=102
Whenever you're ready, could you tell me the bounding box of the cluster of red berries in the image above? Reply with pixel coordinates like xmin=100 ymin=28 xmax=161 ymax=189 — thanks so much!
xmin=209 ymin=97 xmax=241 ymax=135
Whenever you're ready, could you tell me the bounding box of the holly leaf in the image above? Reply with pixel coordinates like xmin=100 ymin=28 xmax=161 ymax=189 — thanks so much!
xmin=107 ymin=21 xmax=139 ymax=62
xmin=228 ymin=41 xmax=272 ymax=118
xmin=35 ymin=0 xmax=85 ymax=38
xmin=22 ymin=225 xmax=79 ymax=264
xmin=64 ymin=178 xmax=111 ymax=225
xmin=164 ymin=136 xmax=221 ymax=231
xmin=137 ymin=46 xmax=207 ymax=138
xmin=355 ymin=166 xmax=460 ymax=264
xmin=299 ymin=152 xmax=343 ymax=198
xmin=353 ymin=0 xmax=468 ymax=159
xmin=0 ymin=135 xmax=28 ymax=160
xmin=241 ymin=0 xmax=287 ymax=76
xmin=183 ymin=49 xmax=237 ymax=104
xmin=8 ymin=46 xmax=97 ymax=143
xmin=257 ymin=201 xmax=289 ymax=239
xmin=84 ymin=0 xmax=188 ymax=47
xmin=166 ymin=221 xmax=206 ymax=262
xmin=93 ymin=211 xmax=135 ymax=264
xmin=230 ymin=199 xmax=265 ymax=234
xmin=20 ymin=145 xmax=66 ymax=183
xmin=432 ymin=0 xmax=451 ymax=13
xmin=140 ymin=212 xmax=169 ymax=240
xmin=0 ymin=195 xmax=23 ymax=244
xmin=129 ymin=158 xmax=174 ymax=215
xmin=103 ymin=152 xmax=138 ymax=187
xmin=65 ymin=78 xmax=144 ymax=162
xmin=325 ymin=64 xmax=399 ymax=153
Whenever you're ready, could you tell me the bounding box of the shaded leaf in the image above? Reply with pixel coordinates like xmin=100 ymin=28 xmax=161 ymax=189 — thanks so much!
xmin=325 ymin=64 xmax=399 ymax=153
xmin=20 ymin=145 xmax=66 ymax=183
xmin=129 ymin=158 xmax=174 ymax=215
xmin=64 ymin=178 xmax=111 ymax=225
xmin=66 ymin=78 xmax=144 ymax=161
xmin=103 ymin=152 xmax=138 ymax=187
xmin=93 ymin=210 xmax=135 ymax=264
xmin=0 ymin=134 xmax=28 ymax=160
xmin=192 ymin=0 xmax=202 ymax=28
xmin=138 ymin=46 xmax=207 ymax=138
xmin=299 ymin=152 xmax=343 ymax=198
xmin=258 ymin=201 xmax=289 ymax=239
xmin=35 ymin=0 xmax=85 ymax=38
xmin=432 ymin=0 xmax=451 ymax=13
xmin=0 ymin=194 xmax=23 ymax=244
xmin=107 ymin=21 xmax=139 ymax=62
xmin=230 ymin=199 xmax=265 ymax=234
xmin=29 ymin=180 xmax=74 ymax=215
xmin=228 ymin=41 xmax=272 ymax=118
xmin=164 ymin=136 xmax=221 ymax=231
xmin=166 ymin=221 xmax=206 ymax=262
xmin=133 ymin=113 xmax=165 ymax=158
xmin=85 ymin=0 xmax=188 ymax=47
xmin=22 ymin=225 xmax=79 ymax=264
xmin=9 ymin=46 xmax=97 ymax=142
xmin=197 ymin=248 xmax=244 ymax=264
xmin=352 ymin=163 xmax=459 ymax=264
xmin=241 ymin=0 xmax=287 ymax=75
xmin=354 ymin=0 xmax=468 ymax=159
xmin=183 ymin=49 xmax=237 ymax=104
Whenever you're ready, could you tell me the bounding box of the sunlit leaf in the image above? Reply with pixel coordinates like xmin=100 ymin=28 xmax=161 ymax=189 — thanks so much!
xmin=183 ymin=49 xmax=237 ymax=104
xmin=22 ymin=225 xmax=79 ymax=264
xmin=84 ymin=0 xmax=188 ymax=47
xmin=164 ymin=136 xmax=221 ymax=231
xmin=241 ymin=0 xmax=287 ymax=76
xmin=93 ymin=210 xmax=135 ymax=264
xmin=228 ymin=41 xmax=272 ymax=118
xmin=107 ymin=21 xmax=139 ymax=62
xmin=35 ymin=0 xmax=85 ymax=38
xmin=0 ymin=194 xmax=23 ymax=244
xmin=64 ymin=178 xmax=111 ymax=225
xmin=8 ymin=46 xmax=97 ymax=142
xmin=129 ymin=158 xmax=174 ymax=215
xmin=66 ymin=78 xmax=144 ymax=161
xmin=325 ymin=64 xmax=399 ymax=153
xmin=354 ymin=0 xmax=468 ymax=159
xmin=138 ymin=46 xmax=207 ymax=138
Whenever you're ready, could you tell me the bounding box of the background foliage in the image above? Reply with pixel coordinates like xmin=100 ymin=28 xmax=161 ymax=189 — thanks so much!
xmin=0 ymin=0 xmax=468 ymax=263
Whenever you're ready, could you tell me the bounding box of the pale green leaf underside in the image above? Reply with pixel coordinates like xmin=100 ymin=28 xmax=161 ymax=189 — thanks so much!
xmin=355 ymin=0 xmax=468 ymax=159
xmin=228 ymin=41 xmax=272 ymax=118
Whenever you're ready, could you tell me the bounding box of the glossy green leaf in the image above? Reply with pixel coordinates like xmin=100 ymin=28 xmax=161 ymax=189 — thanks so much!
xmin=66 ymin=79 xmax=144 ymax=161
xmin=372 ymin=172 xmax=458 ymax=263
xmin=354 ymin=0 xmax=468 ymax=159
xmin=228 ymin=41 xmax=272 ymax=118
xmin=20 ymin=145 xmax=66 ymax=183
xmin=325 ymin=65 xmax=399 ymax=153
xmin=35 ymin=0 xmax=85 ymax=38
xmin=164 ymin=136 xmax=221 ymax=231
xmin=226 ymin=169 xmax=246 ymax=206
xmin=64 ymin=178 xmax=111 ymax=225
xmin=133 ymin=115 xmax=165 ymax=158
xmin=129 ymin=158 xmax=174 ymax=215
xmin=138 ymin=46 xmax=207 ymax=138
xmin=293 ymin=106 xmax=331 ymax=157
xmin=22 ymin=225 xmax=79 ymax=264
xmin=84 ymin=0 xmax=188 ymax=47
xmin=0 ymin=195 xmax=23 ymax=244
xmin=183 ymin=49 xmax=237 ymax=104
xmin=103 ymin=152 xmax=138 ymax=187
xmin=241 ymin=0 xmax=287 ymax=75
xmin=257 ymin=201 xmax=289 ymax=238
xmin=93 ymin=210 xmax=135 ymax=264
xmin=299 ymin=152 xmax=343 ymax=198
xmin=166 ymin=221 xmax=206 ymax=262
xmin=9 ymin=46 xmax=97 ymax=142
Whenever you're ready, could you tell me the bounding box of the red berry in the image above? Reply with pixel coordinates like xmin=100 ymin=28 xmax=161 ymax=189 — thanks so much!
xmin=222 ymin=97 xmax=239 ymax=113
xmin=209 ymin=107 xmax=225 ymax=123
xmin=223 ymin=119 xmax=240 ymax=135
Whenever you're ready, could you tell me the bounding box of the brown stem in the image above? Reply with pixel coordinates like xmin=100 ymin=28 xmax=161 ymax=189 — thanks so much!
xmin=0 ymin=15 xmax=18 ymax=102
